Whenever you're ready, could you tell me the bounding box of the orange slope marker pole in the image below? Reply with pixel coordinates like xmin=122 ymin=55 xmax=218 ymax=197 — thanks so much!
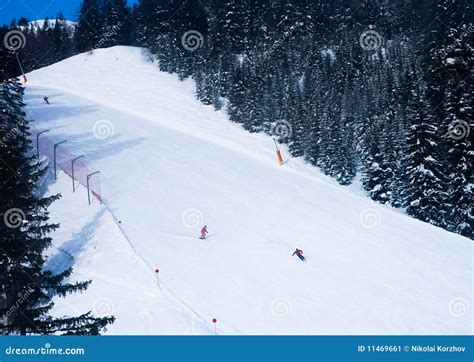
xmin=273 ymin=138 xmax=284 ymax=166
xmin=14 ymin=52 xmax=28 ymax=83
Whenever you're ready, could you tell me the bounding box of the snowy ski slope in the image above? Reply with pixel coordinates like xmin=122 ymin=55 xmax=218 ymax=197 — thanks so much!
xmin=24 ymin=46 xmax=472 ymax=335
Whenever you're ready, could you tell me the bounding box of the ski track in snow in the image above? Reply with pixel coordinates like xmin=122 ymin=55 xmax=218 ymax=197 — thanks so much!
xmin=25 ymin=46 xmax=472 ymax=335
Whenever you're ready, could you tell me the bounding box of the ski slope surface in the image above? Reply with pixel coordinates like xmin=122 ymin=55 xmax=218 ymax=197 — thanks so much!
xmin=23 ymin=46 xmax=472 ymax=335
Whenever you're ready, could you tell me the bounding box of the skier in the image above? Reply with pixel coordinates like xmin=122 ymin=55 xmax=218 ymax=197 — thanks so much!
xmin=43 ymin=96 xmax=50 ymax=104
xmin=199 ymin=225 xmax=208 ymax=240
xmin=292 ymin=248 xmax=306 ymax=262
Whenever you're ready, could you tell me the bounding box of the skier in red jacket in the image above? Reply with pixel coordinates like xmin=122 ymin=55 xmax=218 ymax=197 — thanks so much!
xmin=199 ymin=225 xmax=208 ymax=239
xmin=292 ymin=248 xmax=306 ymax=262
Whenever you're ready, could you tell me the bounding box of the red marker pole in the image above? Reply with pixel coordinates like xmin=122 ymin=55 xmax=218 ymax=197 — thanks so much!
xmin=212 ymin=318 xmax=217 ymax=335
xmin=14 ymin=52 xmax=28 ymax=83
xmin=273 ymin=138 xmax=284 ymax=166
xmin=155 ymin=268 xmax=160 ymax=287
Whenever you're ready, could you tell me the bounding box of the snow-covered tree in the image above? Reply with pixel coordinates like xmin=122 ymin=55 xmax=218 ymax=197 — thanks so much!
xmin=0 ymin=79 xmax=115 ymax=335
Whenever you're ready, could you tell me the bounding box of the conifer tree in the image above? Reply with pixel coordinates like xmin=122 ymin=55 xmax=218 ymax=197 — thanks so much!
xmin=0 ymin=79 xmax=114 ymax=335
xmin=440 ymin=24 xmax=473 ymax=238
xmin=400 ymin=69 xmax=447 ymax=226
xmin=76 ymin=0 xmax=103 ymax=52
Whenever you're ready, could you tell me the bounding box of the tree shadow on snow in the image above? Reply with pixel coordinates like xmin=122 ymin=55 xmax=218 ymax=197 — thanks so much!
xmin=40 ymin=130 xmax=147 ymax=164
xmin=27 ymin=104 xmax=100 ymax=125
xmin=45 ymin=207 xmax=108 ymax=275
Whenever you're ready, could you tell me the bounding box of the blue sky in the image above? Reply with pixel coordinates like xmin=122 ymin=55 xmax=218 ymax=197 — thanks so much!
xmin=0 ymin=0 xmax=138 ymax=26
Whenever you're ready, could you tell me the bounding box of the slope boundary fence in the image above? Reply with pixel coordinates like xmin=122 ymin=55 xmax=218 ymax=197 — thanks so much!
xmin=29 ymin=127 xmax=102 ymax=204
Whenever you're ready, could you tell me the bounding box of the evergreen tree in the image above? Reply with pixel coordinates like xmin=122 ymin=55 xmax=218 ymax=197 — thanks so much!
xmin=0 ymin=79 xmax=114 ymax=335
xmin=227 ymin=65 xmax=248 ymax=123
xmin=102 ymin=0 xmax=132 ymax=47
xmin=0 ymin=26 xmax=17 ymax=80
xmin=51 ymin=14 xmax=73 ymax=63
xmin=76 ymin=0 xmax=103 ymax=52
xmin=134 ymin=0 xmax=159 ymax=48
xmin=287 ymin=83 xmax=306 ymax=157
xmin=440 ymin=24 xmax=473 ymax=238
xmin=400 ymin=69 xmax=448 ymax=226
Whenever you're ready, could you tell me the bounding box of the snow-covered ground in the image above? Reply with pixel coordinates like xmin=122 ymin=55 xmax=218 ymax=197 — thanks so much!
xmin=24 ymin=46 xmax=472 ymax=335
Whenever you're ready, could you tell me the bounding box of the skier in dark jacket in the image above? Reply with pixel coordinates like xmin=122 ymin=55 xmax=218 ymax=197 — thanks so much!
xmin=43 ymin=96 xmax=50 ymax=104
xmin=200 ymin=225 xmax=208 ymax=239
xmin=292 ymin=248 xmax=306 ymax=261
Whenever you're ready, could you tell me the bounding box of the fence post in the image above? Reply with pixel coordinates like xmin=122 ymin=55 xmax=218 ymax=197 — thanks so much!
xmin=53 ymin=140 xmax=67 ymax=179
xmin=71 ymin=155 xmax=85 ymax=192
xmin=36 ymin=130 xmax=50 ymax=161
xmin=87 ymin=171 xmax=100 ymax=205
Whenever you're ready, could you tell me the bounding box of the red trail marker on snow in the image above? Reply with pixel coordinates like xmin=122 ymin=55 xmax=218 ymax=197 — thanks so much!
xmin=212 ymin=318 xmax=217 ymax=335
xmin=272 ymin=138 xmax=284 ymax=166
xmin=14 ymin=53 xmax=28 ymax=84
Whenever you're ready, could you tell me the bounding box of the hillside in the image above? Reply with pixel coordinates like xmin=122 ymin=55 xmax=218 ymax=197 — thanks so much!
xmin=23 ymin=46 xmax=472 ymax=335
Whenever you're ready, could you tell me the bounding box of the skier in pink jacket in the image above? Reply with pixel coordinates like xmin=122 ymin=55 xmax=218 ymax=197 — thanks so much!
xmin=200 ymin=225 xmax=208 ymax=240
